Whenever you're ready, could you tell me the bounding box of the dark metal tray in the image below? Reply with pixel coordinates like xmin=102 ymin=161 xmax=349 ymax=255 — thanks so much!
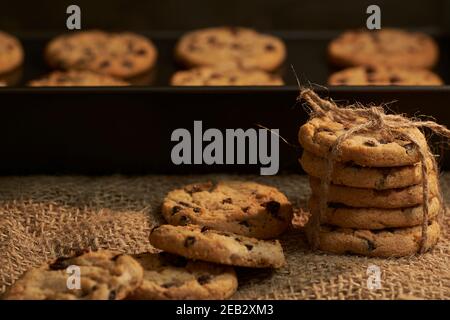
xmin=0 ymin=31 xmax=449 ymax=175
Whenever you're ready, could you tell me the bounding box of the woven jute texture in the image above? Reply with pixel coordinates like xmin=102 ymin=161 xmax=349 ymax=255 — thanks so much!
xmin=0 ymin=174 xmax=449 ymax=299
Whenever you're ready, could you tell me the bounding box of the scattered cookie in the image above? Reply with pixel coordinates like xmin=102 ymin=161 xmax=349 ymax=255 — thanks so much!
xmin=298 ymin=116 xmax=429 ymax=167
xmin=45 ymin=30 xmax=157 ymax=78
xmin=162 ymin=181 xmax=292 ymax=239
xmin=306 ymin=220 xmax=440 ymax=257
xmin=328 ymin=66 xmax=443 ymax=86
xmin=4 ymin=250 xmax=143 ymax=300
xmin=171 ymin=66 xmax=283 ymax=86
xmin=309 ymin=175 xmax=438 ymax=208
xmin=127 ymin=252 xmax=237 ymax=300
xmin=175 ymin=27 xmax=286 ymax=71
xmin=0 ymin=31 xmax=23 ymax=74
xmin=300 ymin=151 xmax=431 ymax=189
xmin=309 ymin=195 xmax=441 ymax=229
xmin=29 ymin=70 xmax=129 ymax=86
xmin=149 ymin=225 xmax=286 ymax=268
xmin=328 ymin=28 xmax=439 ymax=68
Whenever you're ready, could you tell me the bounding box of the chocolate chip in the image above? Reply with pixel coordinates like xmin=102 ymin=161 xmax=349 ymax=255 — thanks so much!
xmin=222 ymin=198 xmax=233 ymax=204
xmin=231 ymin=43 xmax=241 ymax=50
xmin=242 ymin=207 xmax=250 ymax=213
xmin=263 ymin=201 xmax=280 ymax=216
xmin=49 ymin=257 xmax=71 ymax=270
xmin=111 ymin=254 xmax=123 ymax=261
xmin=188 ymin=44 xmax=199 ymax=51
xmin=184 ymin=182 xmax=213 ymax=194
xmin=184 ymin=236 xmax=196 ymax=247
xmin=365 ymin=66 xmax=376 ymax=75
xmin=122 ymin=60 xmax=133 ymax=68
xmin=99 ymin=60 xmax=110 ymax=68
xmin=161 ymin=282 xmax=177 ymax=288
xmin=135 ymin=48 xmax=147 ymax=56
xmin=389 ymin=76 xmax=401 ymax=84
xmin=172 ymin=206 xmax=182 ymax=214
xmin=210 ymin=73 xmax=221 ymax=79
xmin=363 ymin=140 xmax=377 ymax=147
xmin=193 ymin=207 xmax=201 ymax=213
xmin=265 ymin=43 xmax=275 ymax=51
xmin=367 ymin=240 xmax=376 ymax=251
xmin=197 ymin=274 xmax=213 ymax=285
xmin=178 ymin=215 xmax=190 ymax=225
xmin=108 ymin=290 xmax=117 ymax=300
xmin=207 ymin=36 xmax=217 ymax=44
xmin=229 ymin=76 xmax=237 ymax=83
xmin=239 ymin=220 xmax=250 ymax=228
xmin=245 ymin=244 xmax=254 ymax=251
xmin=201 ymin=226 xmax=209 ymax=233
xmin=178 ymin=201 xmax=191 ymax=207
xmin=327 ymin=202 xmax=347 ymax=209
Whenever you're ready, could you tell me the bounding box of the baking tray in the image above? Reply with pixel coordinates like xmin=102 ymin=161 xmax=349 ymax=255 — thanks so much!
xmin=0 ymin=31 xmax=449 ymax=175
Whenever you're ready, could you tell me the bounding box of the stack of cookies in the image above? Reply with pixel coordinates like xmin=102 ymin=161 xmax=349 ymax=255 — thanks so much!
xmin=171 ymin=27 xmax=286 ymax=86
xmin=298 ymin=95 xmax=442 ymax=257
xmin=327 ymin=28 xmax=443 ymax=86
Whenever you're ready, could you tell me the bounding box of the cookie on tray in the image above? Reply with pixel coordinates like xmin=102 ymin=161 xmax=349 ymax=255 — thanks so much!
xmin=45 ymin=30 xmax=157 ymax=78
xmin=171 ymin=66 xmax=283 ymax=86
xmin=0 ymin=31 xmax=23 ymax=74
xmin=127 ymin=252 xmax=237 ymax=300
xmin=149 ymin=224 xmax=286 ymax=268
xmin=175 ymin=27 xmax=286 ymax=71
xmin=298 ymin=116 xmax=429 ymax=167
xmin=29 ymin=70 xmax=129 ymax=86
xmin=162 ymin=181 xmax=292 ymax=239
xmin=299 ymin=151 xmax=432 ymax=189
xmin=309 ymin=195 xmax=441 ymax=229
xmin=328 ymin=28 xmax=439 ymax=68
xmin=4 ymin=250 xmax=144 ymax=300
xmin=328 ymin=66 xmax=443 ymax=86
xmin=306 ymin=220 xmax=440 ymax=257
xmin=309 ymin=175 xmax=438 ymax=209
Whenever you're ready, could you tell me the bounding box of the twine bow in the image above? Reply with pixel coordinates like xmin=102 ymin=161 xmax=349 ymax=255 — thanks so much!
xmin=299 ymin=89 xmax=450 ymax=253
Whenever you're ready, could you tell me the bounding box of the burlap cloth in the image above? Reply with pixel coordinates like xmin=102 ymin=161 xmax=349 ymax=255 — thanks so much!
xmin=0 ymin=174 xmax=449 ymax=299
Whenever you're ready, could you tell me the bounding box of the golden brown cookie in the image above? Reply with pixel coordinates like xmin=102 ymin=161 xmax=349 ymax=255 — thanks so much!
xmin=127 ymin=252 xmax=237 ymax=300
xmin=29 ymin=70 xmax=129 ymax=86
xmin=149 ymin=225 xmax=286 ymax=268
xmin=0 ymin=31 xmax=23 ymax=74
xmin=328 ymin=66 xmax=443 ymax=86
xmin=45 ymin=30 xmax=157 ymax=78
xmin=4 ymin=250 xmax=143 ymax=300
xmin=175 ymin=27 xmax=286 ymax=71
xmin=328 ymin=29 xmax=439 ymax=69
xmin=162 ymin=181 xmax=292 ymax=239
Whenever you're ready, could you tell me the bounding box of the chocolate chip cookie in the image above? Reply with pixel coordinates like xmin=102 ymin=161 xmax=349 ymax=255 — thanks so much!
xmin=328 ymin=29 xmax=439 ymax=68
xmin=309 ymin=175 xmax=438 ymax=209
xmin=127 ymin=252 xmax=237 ymax=300
xmin=162 ymin=181 xmax=292 ymax=239
xmin=328 ymin=66 xmax=443 ymax=86
xmin=29 ymin=70 xmax=129 ymax=86
xmin=0 ymin=31 xmax=23 ymax=75
xmin=306 ymin=220 xmax=440 ymax=257
xmin=298 ymin=116 xmax=429 ymax=167
xmin=175 ymin=27 xmax=286 ymax=71
xmin=4 ymin=250 xmax=143 ymax=300
xmin=45 ymin=30 xmax=157 ymax=78
xmin=171 ymin=66 xmax=283 ymax=86
xmin=309 ymin=195 xmax=441 ymax=229
xmin=300 ymin=151 xmax=431 ymax=189
xmin=149 ymin=225 xmax=286 ymax=268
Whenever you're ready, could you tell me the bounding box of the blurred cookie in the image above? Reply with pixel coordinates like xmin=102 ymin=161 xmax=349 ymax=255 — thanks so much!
xmin=45 ymin=30 xmax=157 ymax=78
xmin=171 ymin=66 xmax=283 ymax=86
xmin=4 ymin=250 xmax=143 ymax=300
xmin=149 ymin=224 xmax=286 ymax=268
xmin=128 ymin=252 xmax=237 ymax=300
xmin=162 ymin=181 xmax=292 ymax=239
xmin=328 ymin=29 xmax=439 ymax=68
xmin=29 ymin=70 xmax=129 ymax=86
xmin=0 ymin=31 xmax=23 ymax=74
xmin=175 ymin=27 xmax=286 ymax=71
xmin=329 ymin=66 xmax=443 ymax=86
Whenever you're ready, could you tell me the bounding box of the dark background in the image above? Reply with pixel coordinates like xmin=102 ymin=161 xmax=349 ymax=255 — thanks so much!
xmin=0 ymin=0 xmax=449 ymax=32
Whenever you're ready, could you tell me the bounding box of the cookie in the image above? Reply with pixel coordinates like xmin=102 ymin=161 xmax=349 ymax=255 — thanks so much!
xmin=127 ymin=252 xmax=237 ymax=300
xmin=328 ymin=29 xmax=439 ymax=68
xmin=0 ymin=31 xmax=23 ymax=74
xmin=0 ymin=81 xmax=5 ymax=86
xmin=162 ymin=181 xmax=292 ymax=239
xmin=298 ymin=116 xmax=429 ymax=167
xmin=171 ymin=66 xmax=283 ymax=86
xmin=300 ymin=151 xmax=432 ymax=189
xmin=309 ymin=195 xmax=441 ymax=229
xmin=45 ymin=30 xmax=157 ymax=78
xmin=149 ymin=225 xmax=286 ymax=268
xmin=4 ymin=250 xmax=143 ymax=300
xmin=175 ymin=27 xmax=286 ymax=71
xmin=29 ymin=70 xmax=129 ymax=86
xmin=328 ymin=66 xmax=443 ymax=86
xmin=309 ymin=175 xmax=438 ymax=209
xmin=306 ymin=220 xmax=440 ymax=257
